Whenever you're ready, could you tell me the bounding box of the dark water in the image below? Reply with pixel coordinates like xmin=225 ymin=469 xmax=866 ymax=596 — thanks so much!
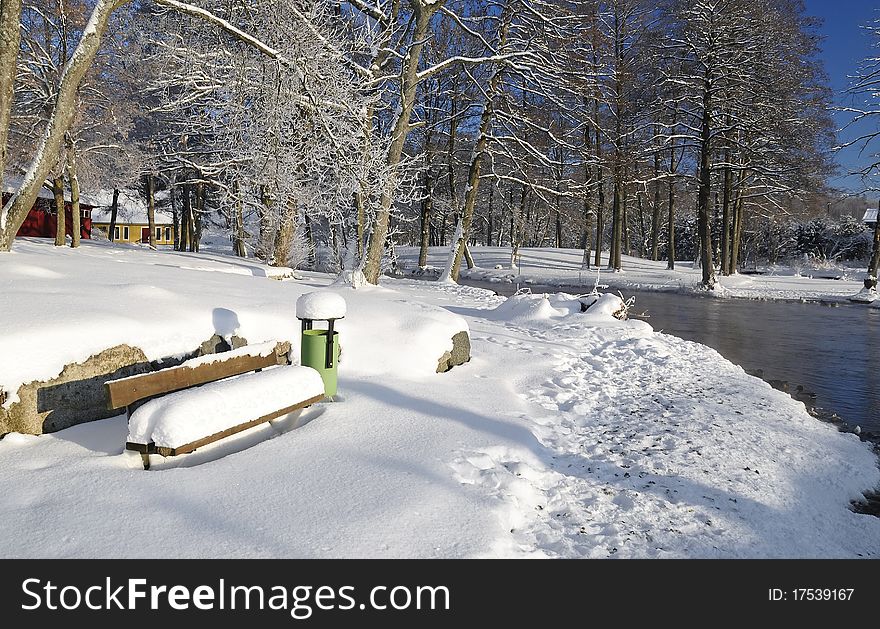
xmin=460 ymin=279 xmax=880 ymax=434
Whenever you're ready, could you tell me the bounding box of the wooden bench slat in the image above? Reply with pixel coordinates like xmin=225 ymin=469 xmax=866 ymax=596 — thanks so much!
xmin=125 ymin=441 xmax=154 ymax=454
xmin=106 ymin=350 xmax=288 ymax=410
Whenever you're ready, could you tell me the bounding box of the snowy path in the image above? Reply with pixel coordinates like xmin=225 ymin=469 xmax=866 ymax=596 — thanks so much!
xmin=438 ymin=287 xmax=880 ymax=558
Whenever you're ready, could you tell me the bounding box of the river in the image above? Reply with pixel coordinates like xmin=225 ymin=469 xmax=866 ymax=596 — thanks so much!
xmin=459 ymin=279 xmax=880 ymax=434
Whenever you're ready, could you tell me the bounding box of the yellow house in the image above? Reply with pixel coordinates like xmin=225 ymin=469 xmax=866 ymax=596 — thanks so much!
xmin=89 ymin=189 xmax=175 ymax=245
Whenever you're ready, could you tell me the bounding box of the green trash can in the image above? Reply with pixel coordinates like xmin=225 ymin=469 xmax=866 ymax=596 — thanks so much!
xmin=296 ymin=291 xmax=347 ymax=398
xmin=300 ymin=328 xmax=340 ymax=397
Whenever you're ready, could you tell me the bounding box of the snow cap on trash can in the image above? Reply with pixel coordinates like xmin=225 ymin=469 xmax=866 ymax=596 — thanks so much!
xmin=296 ymin=291 xmax=347 ymax=320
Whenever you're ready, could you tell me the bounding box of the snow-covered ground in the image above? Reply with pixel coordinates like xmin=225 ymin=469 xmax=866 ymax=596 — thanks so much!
xmin=397 ymin=245 xmax=870 ymax=303
xmin=1 ymin=239 xmax=879 ymax=558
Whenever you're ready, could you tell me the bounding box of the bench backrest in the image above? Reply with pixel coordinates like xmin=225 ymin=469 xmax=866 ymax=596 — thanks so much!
xmin=106 ymin=341 xmax=291 ymax=410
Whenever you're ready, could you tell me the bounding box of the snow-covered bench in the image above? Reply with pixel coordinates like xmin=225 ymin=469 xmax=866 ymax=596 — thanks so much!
xmin=106 ymin=342 xmax=325 ymax=467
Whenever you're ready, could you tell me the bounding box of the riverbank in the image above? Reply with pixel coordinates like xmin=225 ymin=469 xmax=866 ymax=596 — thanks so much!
xmin=1 ymin=240 xmax=879 ymax=557
xmin=395 ymin=246 xmax=870 ymax=304
xmin=443 ymin=280 xmax=880 ymax=438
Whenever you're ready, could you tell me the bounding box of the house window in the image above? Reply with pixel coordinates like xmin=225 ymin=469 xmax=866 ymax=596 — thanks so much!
xmin=156 ymin=227 xmax=162 ymax=241
xmin=113 ymin=226 xmax=119 ymax=240
xmin=123 ymin=226 xmax=129 ymax=240
xmin=81 ymin=209 xmax=89 ymax=219
xmin=165 ymin=227 xmax=171 ymax=241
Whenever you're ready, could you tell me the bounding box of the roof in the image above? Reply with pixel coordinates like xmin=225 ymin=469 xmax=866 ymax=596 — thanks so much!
xmin=2 ymin=174 xmax=86 ymax=204
xmin=863 ymin=208 xmax=878 ymax=223
xmin=87 ymin=189 xmax=173 ymax=226
xmin=4 ymin=175 xmax=173 ymax=225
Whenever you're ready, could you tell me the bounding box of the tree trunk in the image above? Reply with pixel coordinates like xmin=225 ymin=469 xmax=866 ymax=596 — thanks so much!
xmin=511 ymin=184 xmax=526 ymax=268
xmin=0 ymin=0 xmax=23 ymax=199
xmin=609 ymin=176 xmax=621 ymax=271
xmin=581 ymin=200 xmax=592 ymax=270
xmin=439 ymin=218 xmax=464 ymax=282
xmin=637 ymin=190 xmax=645 ymax=258
xmin=418 ymin=167 xmax=432 ymax=268
xmin=593 ymin=121 xmax=605 ymax=266
xmin=169 ymin=177 xmax=179 ymax=250
xmin=581 ymin=120 xmax=593 ymax=269
xmin=651 ymin=127 xmax=661 ymax=261
xmin=0 ymin=0 xmax=131 ymax=252
xmin=233 ymin=179 xmax=246 ymax=257
xmin=180 ymin=183 xmax=191 ymax=251
xmin=464 ymin=242 xmax=475 ymax=269
xmin=108 ymin=187 xmax=119 ymax=242
xmin=486 ymin=185 xmax=494 ymax=247
xmin=305 ymin=213 xmax=315 ymax=266
xmin=555 ymin=207 xmax=562 ymax=249
xmin=720 ymin=158 xmax=732 ymax=275
xmin=667 ymin=175 xmax=675 ymax=270
xmin=146 ymin=174 xmax=156 ymax=248
xmin=53 ymin=176 xmax=65 ymax=246
xmin=354 ymin=189 xmax=365 ymax=260
xmin=729 ymin=169 xmax=746 ymax=274
xmin=191 ymin=182 xmax=203 ymax=253
xmin=696 ymin=73 xmax=716 ymax=289
xmin=446 ymin=83 xmax=459 ymax=218
xmin=363 ymin=2 xmax=440 ymax=284
xmin=667 ymin=104 xmax=678 ymax=271
xmin=65 ymin=135 xmax=80 ymax=248
xmin=272 ymin=199 xmax=296 ymax=267
xmin=447 ymin=1 xmax=512 ymax=282
xmin=621 ymin=181 xmax=629 ymax=261
xmin=258 ymin=185 xmax=273 ymax=261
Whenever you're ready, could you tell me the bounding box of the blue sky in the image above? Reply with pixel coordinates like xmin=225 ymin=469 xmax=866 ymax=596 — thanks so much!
xmin=804 ymin=0 xmax=878 ymax=194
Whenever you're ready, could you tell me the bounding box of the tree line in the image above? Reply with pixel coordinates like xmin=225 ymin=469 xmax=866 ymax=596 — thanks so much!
xmin=1 ymin=0 xmax=878 ymax=290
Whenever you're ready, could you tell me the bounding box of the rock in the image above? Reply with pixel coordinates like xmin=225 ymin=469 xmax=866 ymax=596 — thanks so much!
xmin=199 ymin=334 xmax=248 ymax=355
xmin=0 ymin=344 xmax=152 ymax=436
xmin=0 ymin=334 xmax=261 ymax=436
xmin=767 ymin=379 xmax=789 ymax=393
xmin=436 ymin=330 xmax=471 ymax=373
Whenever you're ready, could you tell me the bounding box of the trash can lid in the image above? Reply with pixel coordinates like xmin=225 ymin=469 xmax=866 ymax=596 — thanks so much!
xmin=296 ymin=291 xmax=347 ymax=321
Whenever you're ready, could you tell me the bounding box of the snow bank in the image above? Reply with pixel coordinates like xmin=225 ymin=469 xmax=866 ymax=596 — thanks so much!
xmin=851 ymin=287 xmax=878 ymax=304
xmin=396 ymin=245 xmax=869 ymax=303
xmin=490 ymin=291 xmax=626 ymax=324
xmin=336 ymin=291 xmax=469 ymax=377
xmin=296 ymin=291 xmax=347 ymax=320
xmin=128 ymin=365 xmax=324 ymax=449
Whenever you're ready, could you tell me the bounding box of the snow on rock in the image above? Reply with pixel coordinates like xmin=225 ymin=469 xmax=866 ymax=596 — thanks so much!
xmin=851 ymin=287 xmax=878 ymax=304
xmin=579 ymin=293 xmax=628 ymax=320
xmin=490 ymin=291 xmax=627 ymax=324
xmin=128 ymin=365 xmax=324 ymax=449
xmin=296 ymin=291 xmax=347 ymax=320
xmin=489 ymin=293 xmax=569 ymax=322
xmin=177 ymin=341 xmax=282 ymax=369
xmin=336 ymin=291 xmax=469 ymax=377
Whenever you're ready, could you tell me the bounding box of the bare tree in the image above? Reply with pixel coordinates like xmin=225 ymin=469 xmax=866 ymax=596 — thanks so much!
xmin=841 ymin=15 xmax=880 ymax=290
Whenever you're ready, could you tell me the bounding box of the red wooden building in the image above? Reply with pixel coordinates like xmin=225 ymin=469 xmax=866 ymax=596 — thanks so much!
xmin=2 ymin=189 xmax=92 ymax=240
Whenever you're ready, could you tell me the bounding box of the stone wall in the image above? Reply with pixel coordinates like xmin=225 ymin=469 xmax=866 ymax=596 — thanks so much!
xmin=0 ymin=334 xmax=249 ymax=436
